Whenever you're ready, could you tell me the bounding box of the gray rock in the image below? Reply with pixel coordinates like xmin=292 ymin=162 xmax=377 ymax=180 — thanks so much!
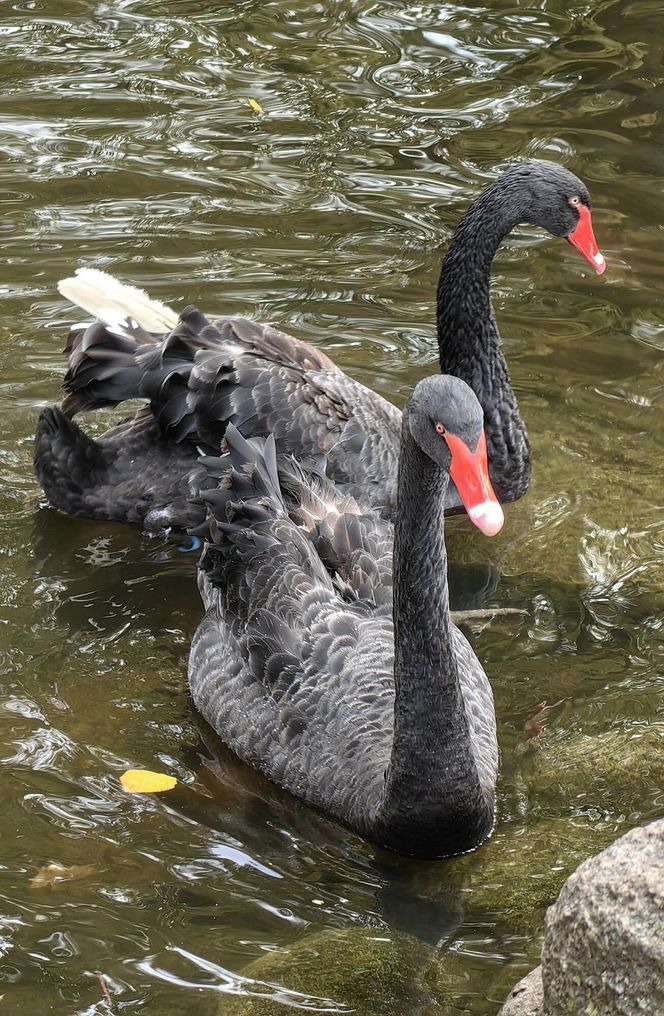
xmin=499 ymin=968 xmax=543 ymax=1016
xmin=499 ymin=819 xmax=664 ymax=1015
xmin=542 ymin=818 xmax=664 ymax=1015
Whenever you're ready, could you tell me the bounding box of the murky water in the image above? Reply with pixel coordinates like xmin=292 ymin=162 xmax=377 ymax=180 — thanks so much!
xmin=1 ymin=0 xmax=663 ymax=1011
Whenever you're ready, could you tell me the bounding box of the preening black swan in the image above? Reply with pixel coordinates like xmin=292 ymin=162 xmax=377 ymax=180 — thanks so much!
xmin=191 ymin=374 xmax=504 ymax=857
xmin=34 ymin=160 xmax=605 ymax=533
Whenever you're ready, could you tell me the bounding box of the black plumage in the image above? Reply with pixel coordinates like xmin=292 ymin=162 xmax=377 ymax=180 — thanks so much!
xmin=189 ymin=375 xmax=501 ymax=858
xmin=34 ymin=161 xmax=603 ymax=533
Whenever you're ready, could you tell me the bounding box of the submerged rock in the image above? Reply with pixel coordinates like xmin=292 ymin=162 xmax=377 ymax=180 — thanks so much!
xmin=498 ymin=818 xmax=664 ymax=1015
xmin=530 ymin=725 xmax=664 ymax=817
xmin=437 ymin=816 xmax=615 ymax=933
xmin=219 ymin=927 xmax=428 ymax=1016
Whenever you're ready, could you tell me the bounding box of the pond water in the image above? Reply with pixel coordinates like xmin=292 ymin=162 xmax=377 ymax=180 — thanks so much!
xmin=1 ymin=0 xmax=663 ymax=1012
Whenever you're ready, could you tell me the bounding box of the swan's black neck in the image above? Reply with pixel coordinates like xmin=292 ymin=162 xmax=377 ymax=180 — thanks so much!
xmin=374 ymin=417 xmax=493 ymax=857
xmin=436 ymin=179 xmax=531 ymax=505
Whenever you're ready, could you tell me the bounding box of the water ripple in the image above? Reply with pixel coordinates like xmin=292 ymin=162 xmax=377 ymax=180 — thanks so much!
xmin=1 ymin=0 xmax=663 ymax=1012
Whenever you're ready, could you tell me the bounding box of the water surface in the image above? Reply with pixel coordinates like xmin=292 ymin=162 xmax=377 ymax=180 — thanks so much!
xmin=1 ymin=0 xmax=663 ymax=1012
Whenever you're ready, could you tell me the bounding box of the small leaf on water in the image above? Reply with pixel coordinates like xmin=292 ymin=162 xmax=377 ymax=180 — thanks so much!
xmin=30 ymin=862 xmax=98 ymax=889
xmin=248 ymin=98 xmax=264 ymax=115
xmin=120 ymin=769 xmax=177 ymax=794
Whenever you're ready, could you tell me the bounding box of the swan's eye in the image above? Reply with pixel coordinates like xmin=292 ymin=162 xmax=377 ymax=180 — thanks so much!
xmin=569 ymin=195 xmax=581 ymax=207
xmin=435 ymin=422 xmax=446 ymax=435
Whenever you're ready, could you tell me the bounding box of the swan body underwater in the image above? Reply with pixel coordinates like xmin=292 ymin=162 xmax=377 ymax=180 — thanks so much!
xmin=191 ymin=374 xmax=504 ymax=858
xmin=34 ymin=160 xmax=605 ymax=534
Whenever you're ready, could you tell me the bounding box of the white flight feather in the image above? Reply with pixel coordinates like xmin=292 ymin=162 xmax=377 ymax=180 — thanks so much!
xmin=57 ymin=268 xmax=179 ymax=333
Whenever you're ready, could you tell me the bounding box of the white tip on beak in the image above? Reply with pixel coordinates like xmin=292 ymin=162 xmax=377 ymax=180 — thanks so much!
xmin=467 ymin=500 xmax=504 ymax=537
xmin=593 ymin=251 xmax=606 ymax=273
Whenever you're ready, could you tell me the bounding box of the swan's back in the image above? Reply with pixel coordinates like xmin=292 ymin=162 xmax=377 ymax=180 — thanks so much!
xmin=59 ymin=305 xmax=402 ymax=514
xmin=191 ymin=428 xmax=397 ymax=830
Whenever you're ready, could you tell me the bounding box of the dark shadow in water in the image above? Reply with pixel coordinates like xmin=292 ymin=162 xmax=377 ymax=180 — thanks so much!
xmin=175 ymin=714 xmax=467 ymax=949
xmin=447 ymin=561 xmax=501 ymax=611
xmin=30 ymin=505 xmax=201 ymax=634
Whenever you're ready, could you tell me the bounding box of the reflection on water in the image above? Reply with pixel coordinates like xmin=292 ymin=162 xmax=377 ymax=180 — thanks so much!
xmin=1 ymin=0 xmax=663 ymax=1011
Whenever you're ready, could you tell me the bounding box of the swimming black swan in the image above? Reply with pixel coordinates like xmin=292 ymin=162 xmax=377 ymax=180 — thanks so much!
xmin=34 ymin=160 xmax=605 ymax=533
xmin=191 ymin=374 xmax=504 ymax=857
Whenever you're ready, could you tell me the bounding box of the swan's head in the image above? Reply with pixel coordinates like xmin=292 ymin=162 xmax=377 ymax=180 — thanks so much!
xmin=500 ymin=160 xmax=606 ymax=274
xmin=406 ymin=375 xmax=504 ymax=537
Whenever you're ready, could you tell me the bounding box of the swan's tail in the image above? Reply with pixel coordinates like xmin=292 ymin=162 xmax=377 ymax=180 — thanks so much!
xmin=56 ymin=268 xmax=189 ymax=419
xmin=34 ymin=407 xmax=110 ymax=519
xmin=35 ymin=405 xmax=208 ymax=532
xmin=58 ymin=268 xmax=178 ymax=333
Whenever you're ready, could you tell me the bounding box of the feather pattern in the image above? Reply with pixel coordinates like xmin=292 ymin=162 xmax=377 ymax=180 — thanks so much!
xmin=35 ymin=161 xmax=601 ymax=532
xmin=190 ymin=376 xmax=499 ymax=858
xmin=37 ymin=307 xmax=403 ymax=531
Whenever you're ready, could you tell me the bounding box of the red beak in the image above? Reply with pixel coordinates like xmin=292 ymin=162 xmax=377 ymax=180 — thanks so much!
xmin=445 ymin=431 xmax=504 ymax=537
xmin=567 ymin=205 xmax=606 ymax=274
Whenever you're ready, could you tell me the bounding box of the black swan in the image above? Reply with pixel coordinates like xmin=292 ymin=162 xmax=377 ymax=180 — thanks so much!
xmin=34 ymin=160 xmax=605 ymax=534
xmin=191 ymin=374 xmax=504 ymax=857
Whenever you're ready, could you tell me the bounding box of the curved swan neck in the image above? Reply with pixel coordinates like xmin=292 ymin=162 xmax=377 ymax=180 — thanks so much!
xmin=375 ymin=418 xmax=491 ymax=856
xmin=436 ymin=180 xmax=531 ymax=504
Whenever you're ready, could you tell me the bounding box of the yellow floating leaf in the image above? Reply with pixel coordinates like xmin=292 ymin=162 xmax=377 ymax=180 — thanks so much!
xmin=248 ymin=98 xmax=264 ymax=115
xmin=30 ymin=862 xmax=97 ymax=889
xmin=120 ymin=769 xmax=177 ymax=794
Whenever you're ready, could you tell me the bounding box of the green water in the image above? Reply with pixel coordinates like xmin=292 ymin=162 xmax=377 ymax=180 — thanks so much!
xmin=1 ymin=0 xmax=663 ymax=1012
